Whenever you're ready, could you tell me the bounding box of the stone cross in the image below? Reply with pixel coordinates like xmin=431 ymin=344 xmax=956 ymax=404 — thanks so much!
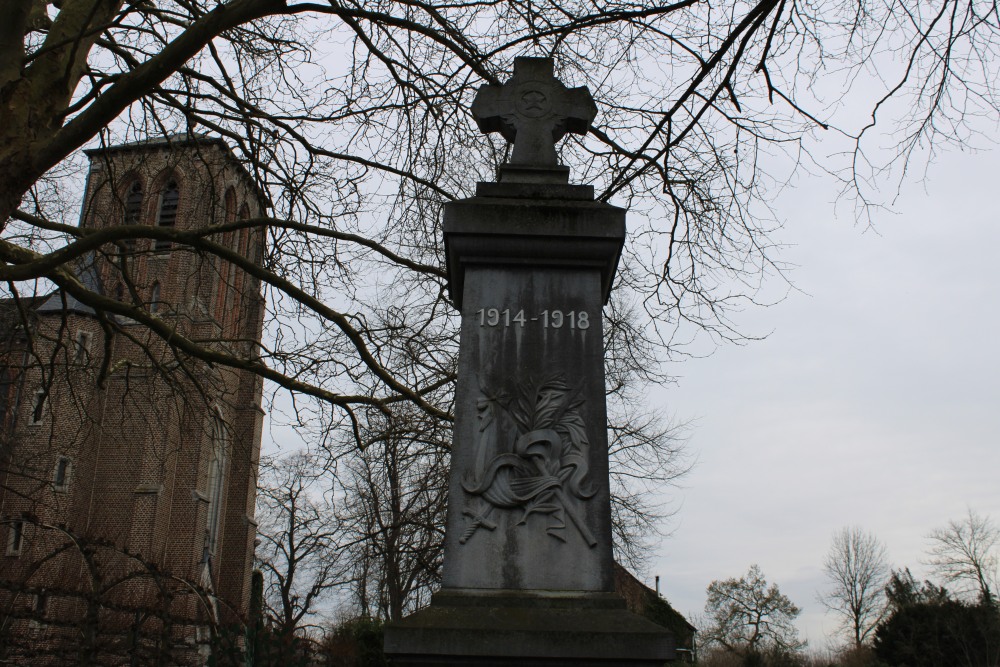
xmin=472 ymin=57 xmax=597 ymax=166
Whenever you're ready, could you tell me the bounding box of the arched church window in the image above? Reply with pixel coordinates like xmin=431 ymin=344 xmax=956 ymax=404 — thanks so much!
xmin=149 ymin=282 xmax=161 ymax=314
xmin=0 ymin=369 xmax=13 ymax=431
xmin=124 ymin=181 xmax=143 ymax=225
xmin=122 ymin=181 xmax=143 ymax=253
xmin=237 ymin=204 xmax=251 ymax=256
xmin=224 ymin=188 xmax=237 ymax=224
xmin=154 ymin=180 xmax=179 ymax=251
xmin=205 ymin=414 xmax=228 ymax=555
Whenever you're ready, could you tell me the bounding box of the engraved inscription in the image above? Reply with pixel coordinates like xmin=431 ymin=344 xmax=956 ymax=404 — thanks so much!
xmin=475 ymin=308 xmax=590 ymax=330
xmin=460 ymin=374 xmax=597 ymax=547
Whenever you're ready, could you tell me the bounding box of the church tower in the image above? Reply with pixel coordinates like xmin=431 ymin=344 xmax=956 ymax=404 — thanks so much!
xmin=0 ymin=135 xmax=267 ymax=663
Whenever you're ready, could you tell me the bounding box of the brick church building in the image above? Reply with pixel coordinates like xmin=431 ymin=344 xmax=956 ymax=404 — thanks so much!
xmin=0 ymin=135 xmax=267 ymax=663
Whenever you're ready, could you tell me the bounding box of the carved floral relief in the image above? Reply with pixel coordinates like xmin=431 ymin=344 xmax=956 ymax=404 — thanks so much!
xmin=460 ymin=374 xmax=597 ymax=547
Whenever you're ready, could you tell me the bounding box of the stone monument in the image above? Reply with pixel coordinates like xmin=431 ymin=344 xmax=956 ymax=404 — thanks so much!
xmin=383 ymin=57 xmax=674 ymax=665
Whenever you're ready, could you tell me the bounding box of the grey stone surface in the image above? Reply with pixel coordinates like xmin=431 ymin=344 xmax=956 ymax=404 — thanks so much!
xmin=441 ymin=261 xmax=614 ymax=591
xmin=475 ymin=178 xmax=593 ymax=200
xmin=443 ymin=192 xmax=625 ymax=309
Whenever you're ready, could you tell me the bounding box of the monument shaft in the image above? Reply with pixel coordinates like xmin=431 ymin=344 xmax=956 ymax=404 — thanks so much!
xmin=444 ymin=256 xmax=614 ymax=592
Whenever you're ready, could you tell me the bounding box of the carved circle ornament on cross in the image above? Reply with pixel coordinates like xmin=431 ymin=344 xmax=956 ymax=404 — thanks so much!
xmin=516 ymin=86 xmax=551 ymax=119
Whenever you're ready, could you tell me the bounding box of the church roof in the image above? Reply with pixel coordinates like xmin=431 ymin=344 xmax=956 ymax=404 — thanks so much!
xmin=82 ymin=131 xmax=225 ymax=155
xmin=35 ymin=253 xmax=105 ymax=318
xmin=83 ymin=132 xmax=270 ymax=209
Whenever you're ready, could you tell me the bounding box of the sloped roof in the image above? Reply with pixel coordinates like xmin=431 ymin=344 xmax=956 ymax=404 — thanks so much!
xmin=82 ymin=131 xmax=225 ymax=155
xmin=83 ymin=132 xmax=269 ymax=209
xmin=36 ymin=253 xmax=104 ymax=317
xmin=613 ymin=561 xmax=697 ymax=646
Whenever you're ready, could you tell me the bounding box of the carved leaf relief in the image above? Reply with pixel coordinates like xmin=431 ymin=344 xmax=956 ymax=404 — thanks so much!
xmin=460 ymin=374 xmax=597 ymax=547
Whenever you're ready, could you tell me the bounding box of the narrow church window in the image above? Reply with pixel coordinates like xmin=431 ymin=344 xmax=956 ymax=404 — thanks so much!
xmin=34 ymin=591 xmax=48 ymax=617
xmin=225 ymin=204 xmax=253 ymax=330
xmin=74 ymin=330 xmax=92 ymax=364
xmin=205 ymin=414 xmax=228 ymax=555
xmin=53 ymin=456 xmax=71 ymax=491
xmin=149 ymin=282 xmax=161 ymax=314
xmin=154 ymin=180 xmax=179 ymax=251
xmin=124 ymin=181 xmax=143 ymax=224
xmin=224 ymin=188 xmax=237 ymax=224
xmin=122 ymin=181 xmax=143 ymax=253
xmin=30 ymin=388 xmax=47 ymax=425
xmin=0 ymin=370 xmax=12 ymax=431
xmin=6 ymin=521 xmax=23 ymax=556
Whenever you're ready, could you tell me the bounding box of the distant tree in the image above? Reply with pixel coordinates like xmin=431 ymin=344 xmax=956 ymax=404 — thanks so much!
xmin=820 ymin=527 xmax=890 ymax=647
xmin=256 ymin=452 xmax=350 ymax=645
xmin=884 ymin=568 xmax=950 ymax=611
xmin=317 ymin=616 xmax=388 ymax=667
xmin=698 ymin=645 xmax=806 ymax=667
xmin=824 ymin=644 xmax=880 ymax=667
xmin=703 ymin=564 xmax=806 ymax=662
xmin=339 ymin=406 xmax=449 ymax=622
xmin=926 ymin=508 xmax=999 ymax=604
xmin=873 ymin=573 xmax=1000 ymax=667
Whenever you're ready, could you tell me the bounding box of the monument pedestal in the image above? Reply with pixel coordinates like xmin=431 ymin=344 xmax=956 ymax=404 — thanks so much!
xmin=385 ymin=58 xmax=675 ymax=665
xmin=384 ymin=589 xmax=674 ymax=666
xmin=384 ymin=175 xmax=676 ymax=664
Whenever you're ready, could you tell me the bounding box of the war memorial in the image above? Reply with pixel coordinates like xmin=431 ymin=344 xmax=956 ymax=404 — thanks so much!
xmin=383 ymin=57 xmax=675 ymax=665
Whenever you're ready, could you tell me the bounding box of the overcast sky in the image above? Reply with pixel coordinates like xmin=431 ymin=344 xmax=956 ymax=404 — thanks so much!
xmin=649 ymin=140 xmax=1000 ymax=649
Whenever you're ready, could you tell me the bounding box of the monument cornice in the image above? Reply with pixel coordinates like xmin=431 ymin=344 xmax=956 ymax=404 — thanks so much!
xmin=443 ymin=192 xmax=625 ymax=309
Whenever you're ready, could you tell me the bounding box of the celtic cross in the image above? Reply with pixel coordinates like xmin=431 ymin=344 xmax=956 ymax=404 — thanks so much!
xmin=471 ymin=57 xmax=597 ymax=166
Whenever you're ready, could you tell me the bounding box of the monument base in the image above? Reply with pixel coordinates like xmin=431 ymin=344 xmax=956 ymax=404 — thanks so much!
xmin=383 ymin=589 xmax=674 ymax=666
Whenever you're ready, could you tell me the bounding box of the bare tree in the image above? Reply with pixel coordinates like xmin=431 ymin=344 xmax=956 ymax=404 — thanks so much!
xmin=606 ymin=402 xmax=690 ymax=570
xmin=0 ymin=517 xmax=221 ymax=666
xmin=927 ymin=508 xmax=999 ymax=604
xmin=256 ymin=451 xmax=350 ymax=640
xmin=4 ymin=0 xmax=1000 ymax=429
xmin=340 ymin=406 xmax=449 ymax=622
xmin=820 ymin=526 xmax=890 ymax=647
xmin=702 ymin=563 xmax=806 ymax=659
